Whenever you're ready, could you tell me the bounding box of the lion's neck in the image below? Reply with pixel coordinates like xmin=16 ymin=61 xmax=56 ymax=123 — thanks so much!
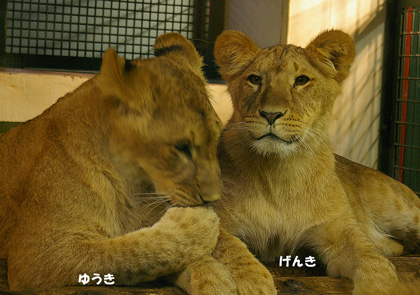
xmin=59 ymin=79 xmax=160 ymax=228
xmin=219 ymin=124 xmax=336 ymax=197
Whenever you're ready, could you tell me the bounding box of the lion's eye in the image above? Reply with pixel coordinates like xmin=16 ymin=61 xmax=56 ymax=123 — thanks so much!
xmin=248 ymin=74 xmax=262 ymax=85
xmin=175 ymin=143 xmax=192 ymax=158
xmin=295 ymin=75 xmax=310 ymax=86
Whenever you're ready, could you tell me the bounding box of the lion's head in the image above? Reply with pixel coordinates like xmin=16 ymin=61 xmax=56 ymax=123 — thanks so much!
xmin=214 ymin=30 xmax=355 ymax=157
xmin=97 ymin=33 xmax=223 ymax=207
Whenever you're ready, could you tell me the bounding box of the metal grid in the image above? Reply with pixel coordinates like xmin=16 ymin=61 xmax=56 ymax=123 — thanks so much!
xmin=4 ymin=0 xmax=215 ymax=72
xmin=393 ymin=6 xmax=420 ymax=196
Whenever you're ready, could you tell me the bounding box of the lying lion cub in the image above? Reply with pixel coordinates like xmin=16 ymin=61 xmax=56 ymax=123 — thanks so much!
xmin=0 ymin=33 xmax=275 ymax=294
xmin=213 ymin=29 xmax=420 ymax=294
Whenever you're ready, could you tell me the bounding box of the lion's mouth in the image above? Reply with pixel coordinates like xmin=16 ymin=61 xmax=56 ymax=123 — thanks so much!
xmin=256 ymin=133 xmax=300 ymax=144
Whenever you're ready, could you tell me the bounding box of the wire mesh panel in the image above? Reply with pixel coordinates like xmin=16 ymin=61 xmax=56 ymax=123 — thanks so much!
xmin=394 ymin=6 xmax=420 ymax=196
xmin=2 ymin=0 xmax=222 ymax=77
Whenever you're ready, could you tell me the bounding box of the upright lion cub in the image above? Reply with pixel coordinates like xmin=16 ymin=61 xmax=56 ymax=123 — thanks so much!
xmin=213 ymin=29 xmax=420 ymax=294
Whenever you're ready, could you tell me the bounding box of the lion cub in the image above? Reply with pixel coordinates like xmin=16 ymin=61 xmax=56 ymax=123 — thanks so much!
xmin=0 ymin=33 xmax=276 ymax=294
xmin=213 ymin=29 xmax=420 ymax=294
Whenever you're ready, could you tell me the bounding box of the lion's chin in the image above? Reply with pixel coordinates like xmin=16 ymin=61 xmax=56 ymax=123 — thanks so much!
xmin=256 ymin=133 xmax=298 ymax=144
xmin=250 ymin=136 xmax=299 ymax=158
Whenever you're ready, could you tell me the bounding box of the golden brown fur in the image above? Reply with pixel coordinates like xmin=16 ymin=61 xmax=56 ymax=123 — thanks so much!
xmin=213 ymin=29 xmax=420 ymax=294
xmin=0 ymin=33 xmax=276 ymax=294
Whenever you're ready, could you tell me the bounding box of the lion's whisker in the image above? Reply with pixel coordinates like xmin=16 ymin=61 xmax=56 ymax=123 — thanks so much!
xmin=132 ymin=192 xmax=166 ymax=196
xmin=155 ymin=203 xmax=175 ymax=217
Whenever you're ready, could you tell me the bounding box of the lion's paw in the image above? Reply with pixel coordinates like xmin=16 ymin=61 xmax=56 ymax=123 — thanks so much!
xmin=235 ymin=267 xmax=277 ymax=295
xmin=157 ymin=207 xmax=220 ymax=260
xmin=352 ymin=258 xmax=399 ymax=295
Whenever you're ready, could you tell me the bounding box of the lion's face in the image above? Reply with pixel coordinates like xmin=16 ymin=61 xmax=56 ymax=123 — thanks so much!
xmin=98 ymin=34 xmax=223 ymax=207
xmin=215 ymin=30 xmax=355 ymax=157
xmin=130 ymin=60 xmax=223 ymax=207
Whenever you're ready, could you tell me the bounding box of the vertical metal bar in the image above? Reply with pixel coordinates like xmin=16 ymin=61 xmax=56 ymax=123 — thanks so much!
xmin=280 ymin=0 xmax=290 ymax=44
xmin=35 ymin=0 xmax=39 ymax=55
xmin=94 ymin=0 xmax=98 ymax=58
xmin=411 ymin=13 xmax=417 ymax=190
xmin=399 ymin=7 xmax=413 ymax=182
xmin=192 ymin=0 xmax=205 ymax=52
xmin=60 ymin=0 xmax=64 ymax=56
xmin=52 ymin=0 xmax=57 ymax=57
xmin=0 ymin=0 xmax=8 ymax=66
xmin=75 ymin=0 xmax=80 ymax=58
xmin=205 ymin=0 xmax=225 ymax=79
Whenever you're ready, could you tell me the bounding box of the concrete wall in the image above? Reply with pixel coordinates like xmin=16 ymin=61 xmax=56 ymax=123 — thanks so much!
xmin=0 ymin=70 xmax=233 ymax=125
xmin=224 ymin=0 xmax=285 ymax=47
xmin=288 ymin=0 xmax=386 ymax=168
xmin=0 ymin=71 xmax=91 ymax=122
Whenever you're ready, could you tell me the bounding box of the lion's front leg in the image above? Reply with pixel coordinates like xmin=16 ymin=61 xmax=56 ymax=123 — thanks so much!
xmin=212 ymin=228 xmax=277 ymax=295
xmin=167 ymin=255 xmax=238 ymax=295
xmin=168 ymin=228 xmax=276 ymax=295
xmin=307 ymin=216 xmax=399 ymax=295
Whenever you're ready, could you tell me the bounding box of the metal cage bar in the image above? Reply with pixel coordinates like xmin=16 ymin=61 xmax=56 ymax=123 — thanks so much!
xmin=394 ymin=4 xmax=420 ymax=196
xmin=1 ymin=0 xmax=224 ymax=78
xmin=381 ymin=0 xmax=420 ymax=197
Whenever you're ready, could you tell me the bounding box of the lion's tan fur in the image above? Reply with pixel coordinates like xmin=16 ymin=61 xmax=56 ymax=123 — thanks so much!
xmin=0 ymin=33 xmax=277 ymax=295
xmin=213 ymin=30 xmax=420 ymax=295
xmin=0 ymin=33 xmax=224 ymax=291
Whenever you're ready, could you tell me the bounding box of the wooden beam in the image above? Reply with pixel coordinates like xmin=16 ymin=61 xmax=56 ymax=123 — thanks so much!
xmin=0 ymin=255 xmax=419 ymax=294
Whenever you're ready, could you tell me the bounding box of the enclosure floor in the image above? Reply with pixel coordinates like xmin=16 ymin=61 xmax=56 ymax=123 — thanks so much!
xmin=0 ymin=255 xmax=419 ymax=294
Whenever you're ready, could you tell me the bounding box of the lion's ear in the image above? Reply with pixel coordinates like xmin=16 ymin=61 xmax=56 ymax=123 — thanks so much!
xmin=99 ymin=48 xmax=128 ymax=99
xmin=98 ymin=48 xmax=152 ymax=111
xmin=214 ymin=30 xmax=260 ymax=81
xmin=154 ymin=33 xmax=204 ymax=79
xmin=306 ymin=30 xmax=355 ymax=83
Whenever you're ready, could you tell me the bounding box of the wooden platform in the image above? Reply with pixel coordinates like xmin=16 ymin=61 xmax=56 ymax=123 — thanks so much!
xmin=0 ymin=255 xmax=419 ymax=294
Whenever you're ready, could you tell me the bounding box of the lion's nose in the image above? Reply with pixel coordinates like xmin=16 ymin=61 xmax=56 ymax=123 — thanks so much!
xmin=202 ymin=193 xmax=221 ymax=203
xmin=259 ymin=110 xmax=286 ymax=125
